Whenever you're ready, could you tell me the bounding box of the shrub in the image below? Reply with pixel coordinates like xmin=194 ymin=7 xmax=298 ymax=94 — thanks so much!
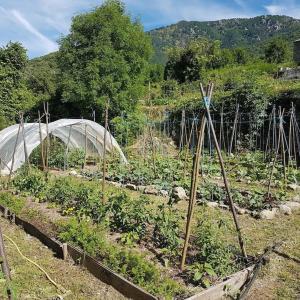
xmin=153 ymin=204 xmax=182 ymax=256
xmin=106 ymin=193 xmax=151 ymax=240
xmin=188 ymin=211 xmax=238 ymax=287
xmin=13 ymin=166 xmax=46 ymax=196
xmin=0 ymin=192 xmax=25 ymax=214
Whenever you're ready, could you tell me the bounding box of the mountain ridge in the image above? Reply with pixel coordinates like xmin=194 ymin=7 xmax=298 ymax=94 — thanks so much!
xmin=148 ymin=15 xmax=300 ymax=64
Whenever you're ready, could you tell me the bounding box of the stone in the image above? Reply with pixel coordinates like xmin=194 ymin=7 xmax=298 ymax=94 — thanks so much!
xmin=284 ymin=201 xmax=300 ymax=211
xmin=125 ymin=183 xmax=137 ymax=191
xmin=292 ymin=195 xmax=300 ymax=202
xmin=160 ymin=190 xmax=169 ymax=197
xmin=235 ymin=206 xmax=246 ymax=215
xmin=144 ymin=185 xmax=159 ymax=195
xmin=278 ymin=204 xmax=292 ymax=215
xmin=259 ymin=208 xmax=278 ymax=220
xmin=172 ymin=187 xmax=187 ymax=201
xmin=287 ymin=184 xmax=300 ymax=191
xmin=75 ymin=174 xmax=83 ymax=178
xmin=206 ymin=202 xmax=219 ymax=208
xmin=69 ymin=170 xmax=77 ymax=176
xmin=137 ymin=185 xmax=146 ymax=192
xmin=110 ymin=181 xmax=122 ymax=188
xmin=219 ymin=204 xmax=229 ymax=210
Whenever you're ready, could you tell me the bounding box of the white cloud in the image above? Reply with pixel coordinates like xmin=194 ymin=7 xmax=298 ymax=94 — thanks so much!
xmin=10 ymin=10 xmax=58 ymax=53
xmin=0 ymin=0 xmax=300 ymax=58
xmin=264 ymin=5 xmax=284 ymax=15
xmin=264 ymin=1 xmax=300 ymax=18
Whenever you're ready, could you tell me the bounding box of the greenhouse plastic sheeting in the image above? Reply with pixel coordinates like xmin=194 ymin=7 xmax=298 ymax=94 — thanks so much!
xmin=0 ymin=119 xmax=127 ymax=175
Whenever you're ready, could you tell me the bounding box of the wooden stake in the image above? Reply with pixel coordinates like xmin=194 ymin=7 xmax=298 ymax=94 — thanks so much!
xmin=0 ymin=225 xmax=13 ymax=299
xmin=43 ymin=102 xmax=50 ymax=171
xmin=38 ymin=111 xmax=46 ymax=171
xmin=83 ymin=124 xmax=88 ymax=169
xmin=8 ymin=122 xmax=22 ymax=182
xmin=229 ymin=104 xmax=239 ymax=155
xmin=180 ymin=112 xmax=207 ymax=270
xmin=201 ymin=83 xmax=247 ymax=261
xmin=102 ymin=100 xmax=109 ymax=203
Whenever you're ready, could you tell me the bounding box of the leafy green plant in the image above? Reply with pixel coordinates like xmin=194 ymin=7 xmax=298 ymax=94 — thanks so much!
xmin=0 ymin=192 xmax=25 ymax=214
xmin=12 ymin=166 xmax=46 ymax=197
xmin=58 ymin=217 xmax=184 ymax=299
xmin=190 ymin=211 xmax=238 ymax=287
xmin=106 ymin=193 xmax=151 ymax=240
xmin=153 ymin=204 xmax=182 ymax=257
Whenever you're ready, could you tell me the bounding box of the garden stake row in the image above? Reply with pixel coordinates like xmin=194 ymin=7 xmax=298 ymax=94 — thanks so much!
xmin=180 ymin=85 xmax=210 ymax=270
xmin=0 ymin=225 xmax=12 ymax=299
xmin=201 ymin=82 xmax=248 ymax=261
xmin=267 ymin=108 xmax=286 ymax=196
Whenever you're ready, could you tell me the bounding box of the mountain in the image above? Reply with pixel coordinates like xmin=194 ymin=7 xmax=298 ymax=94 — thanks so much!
xmin=148 ymin=15 xmax=300 ymax=64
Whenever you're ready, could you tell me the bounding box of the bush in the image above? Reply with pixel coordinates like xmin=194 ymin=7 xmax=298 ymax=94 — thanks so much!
xmin=153 ymin=204 xmax=182 ymax=256
xmin=188 ymin=211 xmax=238 ymax=286
xmin=106 ymin=193 xmax=151 ymax=240
xmin=111 ymin=111 xmax=146 ymax=146
xmin=0 ymin=192 xmax=25 ymax=214
xmin=13 ymin=167 xmax=46 ymax=197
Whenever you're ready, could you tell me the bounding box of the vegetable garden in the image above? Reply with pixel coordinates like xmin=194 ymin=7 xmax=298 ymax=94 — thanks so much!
xmin=0 ymin=85 xmax=299 ymax=299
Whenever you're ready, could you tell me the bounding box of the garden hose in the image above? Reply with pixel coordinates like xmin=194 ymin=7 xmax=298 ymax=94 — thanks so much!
xmin=3 ymin=234 xmax=71 ymax=299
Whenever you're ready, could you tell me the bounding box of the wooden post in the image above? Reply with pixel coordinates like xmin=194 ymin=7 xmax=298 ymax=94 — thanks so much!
xmin=83 ymin=124 xmax=88 ymax=169
xmin=180 ymin=84 xmax=212 ymax=270
xmin=20 ymin=113 xmax=30 ymax=170
xmin=180 ymin=112 xmax=207 ymax=270
xmin=38 ymin=111 xmax=46 ymax=171
xmin=102 ymin=100 xmax=109 ymax=203
xmin=44 ymin=102 xmax=50 ymax=171
xmin=0 ymin=225 xmax=13 ymax=299
xmin=201 ymin=83 xmax=247 ymax=261
xmin=64 ymin=125 xmax=72 ymax=171
xmin=229 ymin=104 xmax=239 ymax=155
xmin=8 ymin=122 xmax=22 ymax=182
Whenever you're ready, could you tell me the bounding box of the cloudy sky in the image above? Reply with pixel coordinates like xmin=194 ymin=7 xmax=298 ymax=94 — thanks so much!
xmin=0 ymin=0 xmax=299 ymax=58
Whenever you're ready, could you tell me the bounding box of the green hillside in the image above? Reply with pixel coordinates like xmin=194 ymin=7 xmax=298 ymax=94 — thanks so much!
xmin=148 ymin=15 xmax=300 ymax=64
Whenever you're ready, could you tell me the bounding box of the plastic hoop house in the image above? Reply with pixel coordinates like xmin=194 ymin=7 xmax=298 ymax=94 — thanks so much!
xmin=0 ymin=119 xmax=127 ymax=174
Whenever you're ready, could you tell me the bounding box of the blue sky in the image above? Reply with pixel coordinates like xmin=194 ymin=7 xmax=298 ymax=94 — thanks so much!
xmin=0 ymin=0 xmax=299 ymax=58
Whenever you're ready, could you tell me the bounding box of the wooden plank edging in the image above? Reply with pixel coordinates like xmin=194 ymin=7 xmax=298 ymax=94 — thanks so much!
xmin=185 ymin=266 xmax=254 ymax=300
xmin=0 ymin=204 xmax=157 ymax=300
xmin=0 ymin=203 xmax=255 ymax=300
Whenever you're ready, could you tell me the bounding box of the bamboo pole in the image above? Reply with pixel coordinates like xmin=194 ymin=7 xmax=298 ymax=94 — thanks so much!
xmin=229 ymin=104 xmax=239 ymax=155
xmin=20 ymin=113 xmax=30 ymax=170
xmin=64 ymin=125 xmax=72 ymax=171
xmin=83 ymin=124 xmax=88 ymax=169
xmin=201 ymin=83 xmax=247 ymax=260
xmin=180 ymin=111 xmax=207 ymax=270
xmin=8 ymin=122 xmax=22 ymax=182
xmin=102 ymin=100 xmax=109 ymax=203
xmin=38 ymin=111 xmax=46 ymax=171
xmin=0 ymin=225 xmax=13 ymax=299
xmin=43 ymin=102 xmax=50 ymax=171
xmin=180 ymin=84 xmax=213 ymax=270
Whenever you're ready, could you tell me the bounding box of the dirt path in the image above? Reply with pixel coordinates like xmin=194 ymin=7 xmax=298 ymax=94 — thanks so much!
xmin=0 ymin=217 xmax=127 ymax=300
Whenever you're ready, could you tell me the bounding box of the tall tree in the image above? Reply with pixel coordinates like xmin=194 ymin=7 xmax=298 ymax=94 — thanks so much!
xmin=0 ymin=42 xmax=34 ymax=124
xmin=58 ymin=0 xmax=152 ymax=119
xmin=264 ymin=38 xmax=290 ymax=64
